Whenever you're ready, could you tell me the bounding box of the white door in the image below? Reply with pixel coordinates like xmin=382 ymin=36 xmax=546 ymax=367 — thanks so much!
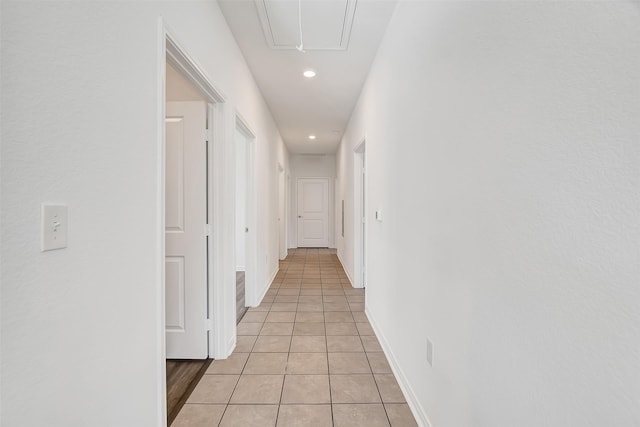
xmin=297 ymin=178 xmax=329 ymax=247
xmin=165 ymin=101 xmax=208 ymax=359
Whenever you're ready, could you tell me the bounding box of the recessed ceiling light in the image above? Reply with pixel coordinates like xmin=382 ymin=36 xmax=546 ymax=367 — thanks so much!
xmin=303 ymin=70 xmax=316 ymax=78
xmin=308 ymin=135 xmax=316 ymax=140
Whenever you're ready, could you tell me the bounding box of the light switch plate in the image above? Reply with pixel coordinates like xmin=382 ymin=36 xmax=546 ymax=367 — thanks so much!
xmin=42 ymin=204 xmax=67 ymax=251
xmin=426 ymin=338 xmax=434 ymax=367
xmin=375 ymin=209 xmax=383 ymax=222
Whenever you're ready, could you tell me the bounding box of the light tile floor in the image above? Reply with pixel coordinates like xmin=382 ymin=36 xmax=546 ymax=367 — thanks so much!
xmin=172 ymin=248 xmax=418 ymax=427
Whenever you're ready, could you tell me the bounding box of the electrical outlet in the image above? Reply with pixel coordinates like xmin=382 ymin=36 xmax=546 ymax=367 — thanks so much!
xmin=426 ymin=338 xmax=434 ymax=367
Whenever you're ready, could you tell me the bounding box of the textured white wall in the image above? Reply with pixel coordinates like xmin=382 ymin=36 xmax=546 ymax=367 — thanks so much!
xmin=0 ymin=1 xmax=287 ymax=425
xmin=337 ymin=1 xmax=640 ymax=426
xmin=290 ymin=154 xmax=337 ymax=248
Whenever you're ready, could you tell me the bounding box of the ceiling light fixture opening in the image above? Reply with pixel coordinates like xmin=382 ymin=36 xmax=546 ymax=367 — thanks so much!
xmin=308 ymin=135 xmax=316 ymax=140
xmin=303 ymin=70 xmax=316 ymax=78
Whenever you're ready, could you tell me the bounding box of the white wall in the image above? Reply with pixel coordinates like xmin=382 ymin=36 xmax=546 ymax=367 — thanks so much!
xmin=337 ymin=2 xmax=640 ymax=426
xmin=0 ymin=1 xmax=288 ymax=426
xmin=289 ymin=154 xmax=337 ymax=248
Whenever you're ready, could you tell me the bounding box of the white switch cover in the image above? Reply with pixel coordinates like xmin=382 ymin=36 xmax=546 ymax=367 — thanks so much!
xmin=426 ymin=338 xmax=434 ymax=367
xmin=42 ymin=204 xmax=67 ymax=251
xmin=375 ymin=209 xmax=383 ymax=222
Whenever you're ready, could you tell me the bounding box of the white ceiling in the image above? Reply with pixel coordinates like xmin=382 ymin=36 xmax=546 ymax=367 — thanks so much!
xmin=218 ymin=0 xmax=397 ymax=154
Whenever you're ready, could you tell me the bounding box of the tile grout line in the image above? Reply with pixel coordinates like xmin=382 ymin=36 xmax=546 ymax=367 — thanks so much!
xmin=323 ymin=284 xmax=337 ymax=427
xmin=275 ymin=260 xmax=290 ymax=426
xmin=197 ymin=249 xmax=392 ymax=426
xmin=219 ymin=338 xmax=252 ymax=425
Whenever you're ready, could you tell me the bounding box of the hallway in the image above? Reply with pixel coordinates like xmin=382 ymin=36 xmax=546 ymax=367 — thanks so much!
xmin=172 ymin=248 xmax=417 ymax=426
xmin=2 ymin=1 xmax=638 ymax=425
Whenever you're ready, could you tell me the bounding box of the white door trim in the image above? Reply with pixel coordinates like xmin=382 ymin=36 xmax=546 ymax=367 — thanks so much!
xmin=166 ymin=35 xmax=226 ymax=104
xmin=157 ymin=19 xmax=228 ymax=425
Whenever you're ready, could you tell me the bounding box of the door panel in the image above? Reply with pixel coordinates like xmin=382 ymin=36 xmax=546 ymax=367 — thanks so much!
xmin=165 ymin=101 xmax=208 ymax=359
xmin=302 ymin=220 xmax=323 ymax=239
xmin=303 ymin=183 xmax=324 ymax=212
xmin=165 ymin=256 xmax=185 ymax=330
xmin=297 ymin=178 xmax=329 ymax=247
xmin=165 ymin=120 xmax=185 ymax=232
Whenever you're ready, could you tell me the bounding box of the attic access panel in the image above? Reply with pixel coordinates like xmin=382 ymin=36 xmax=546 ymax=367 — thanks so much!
xmin=255 ymin=0 xmax=357 ymax=50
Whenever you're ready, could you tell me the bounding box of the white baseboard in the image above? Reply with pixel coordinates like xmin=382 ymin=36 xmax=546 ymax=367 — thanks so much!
xmin=224 ymin=334 xmax=236 ymax=359
xmin=336 ymin=251 xmax=356 ymax=288
xmin=212 ymin=329 xmax=237 ymax=360
xmin=266 ymin=266 xmax=279 ymax=288
xmin=365 ymin=308 xmax=433 ymax=427
xmin=253 ymin=267 xmax=278 ymax=307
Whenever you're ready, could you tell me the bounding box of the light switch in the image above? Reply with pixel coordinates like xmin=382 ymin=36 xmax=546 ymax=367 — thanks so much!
xmin=375 ymin=209 xmax=383 ymax=222
xmin=426 ymin=338 xmax=434 ymax=367
xmin=42 ymin=204 xmax=67 ymax=251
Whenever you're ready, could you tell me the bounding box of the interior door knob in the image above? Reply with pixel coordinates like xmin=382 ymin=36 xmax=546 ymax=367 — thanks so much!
xmin=298 ymin=215 xmax=302 ymax=218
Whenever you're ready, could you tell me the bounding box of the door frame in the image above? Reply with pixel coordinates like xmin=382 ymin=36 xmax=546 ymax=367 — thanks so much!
xmin=353 ymin=140 xmax=366 ymax=288
xmin=157 ymin=20 xmax=227 ymax=424
xmin=234 ymin=114 xmax=258 ymax=307
xmin=278 ymin=163 xmax=287 ymax=260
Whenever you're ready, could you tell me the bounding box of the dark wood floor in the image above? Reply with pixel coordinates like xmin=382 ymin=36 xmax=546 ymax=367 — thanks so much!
xmin=167 ymin=273 xmax=246 ymax=423
xmin=236 ymin=271 xmax=247 ymax=323
xmin=166 ymin=359 xmax=211 ymax=425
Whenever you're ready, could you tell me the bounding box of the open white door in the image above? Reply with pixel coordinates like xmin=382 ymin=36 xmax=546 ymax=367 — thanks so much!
xmin=297 ymin=178 xmax=329 ymax=247
xmin=165 ymin=101 xmax=208 ymax=359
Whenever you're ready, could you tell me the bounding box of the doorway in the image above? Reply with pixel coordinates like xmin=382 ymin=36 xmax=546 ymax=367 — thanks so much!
xmin=354 ymin=141 xmax=366 ymax=288
xmin=235 ymin=127 xmax=248 ymax=323
xmin=234 ymin=116 xmax=257 ymax=312
xmin=297 ymin=178 xmax=330 ymax=248
xmin=161 ymin=32 xmax=226 ymax=425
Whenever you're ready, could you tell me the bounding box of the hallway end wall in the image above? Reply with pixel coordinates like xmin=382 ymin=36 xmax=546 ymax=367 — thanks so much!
xmin=337 ymin=2 xmax=640 ymax=426
xmin=288 ymin=154 xmax=337 ymax=249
